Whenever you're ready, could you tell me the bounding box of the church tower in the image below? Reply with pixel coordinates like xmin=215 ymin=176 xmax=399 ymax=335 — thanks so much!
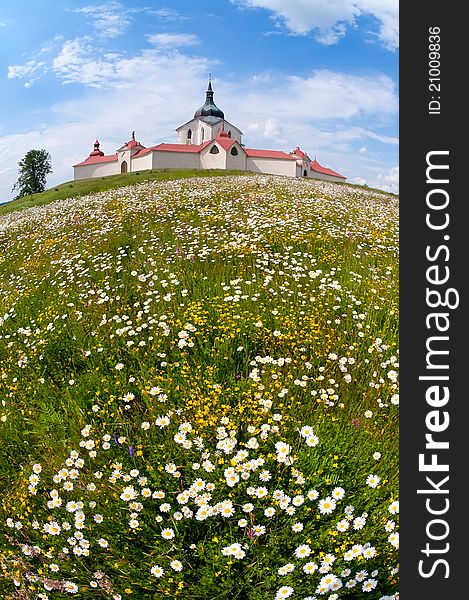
xmin=175 ymin=77 xmax=243 ymax=146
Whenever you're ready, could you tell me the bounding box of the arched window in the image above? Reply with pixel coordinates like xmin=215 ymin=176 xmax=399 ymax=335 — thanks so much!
xmin=201 ymin=127 xmax=205 ymax=142
xmin=303 ymin=169 xmax=308 ymax=177
xmin=228 ymin=131 xmax=232 ymax=138
xmin=121 ymin=161 xmax=128 ymax=174
xmin=210 ymin=145 xmax=219 ymax=154
xmin=187 ymin=129 xmax=192 ymax=144
xmin=230 ymin=146 xmax=238 ymax=156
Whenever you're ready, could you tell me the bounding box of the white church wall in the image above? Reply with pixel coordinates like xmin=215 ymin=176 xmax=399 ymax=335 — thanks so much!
xmin=196 ymin=122 xmax=212 ymax=145
xmin=213 ymin=122 xmax=242 ymax=144
xmin=225 ymin=147 xmax=247 ymax=171
xmin=152 ymin=151 xmax=200 ymax=170
xmin=74 ymin=161 xmax=118 ymax=180
xmin=118 ymin=149 xmax=132 ymax=174
xmin=246 ymin=157 xmax=297 ymax=177
xmin=200 ymin=144 xmax=226 ymax=170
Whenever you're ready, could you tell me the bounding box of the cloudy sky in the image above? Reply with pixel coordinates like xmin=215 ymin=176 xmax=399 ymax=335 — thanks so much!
xmin=0 ymin=0 xmax=398 ymax=202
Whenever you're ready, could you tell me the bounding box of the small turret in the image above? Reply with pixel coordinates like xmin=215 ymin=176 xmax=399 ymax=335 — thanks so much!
xmin=89 ymin=139 xmax=104 ymax=157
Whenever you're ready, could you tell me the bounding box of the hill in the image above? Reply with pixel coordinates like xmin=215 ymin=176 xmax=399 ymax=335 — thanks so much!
xmin=0 ymin=174 xmax=399 ymax=599
xmin=0 ymin=169 xmax=249 ymax=216
xmin=1 ymin=169 xmax=397 ymax=217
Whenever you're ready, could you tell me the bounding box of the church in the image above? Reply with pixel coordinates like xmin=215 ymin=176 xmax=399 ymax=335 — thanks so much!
xmin=73 ymin=79 xmax=346 ymax=183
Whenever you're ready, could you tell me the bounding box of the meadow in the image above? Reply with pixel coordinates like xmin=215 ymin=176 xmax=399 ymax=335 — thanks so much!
xmin=0 ymin=174 xmax=399 ymax=600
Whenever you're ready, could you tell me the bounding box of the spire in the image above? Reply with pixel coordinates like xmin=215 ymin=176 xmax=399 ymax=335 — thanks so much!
xmin=194 ymin=77 xmax=224 ymax=120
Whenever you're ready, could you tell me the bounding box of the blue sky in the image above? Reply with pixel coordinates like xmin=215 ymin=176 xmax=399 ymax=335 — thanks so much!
xmin=0 ymin=0 xmax=398 ymax=201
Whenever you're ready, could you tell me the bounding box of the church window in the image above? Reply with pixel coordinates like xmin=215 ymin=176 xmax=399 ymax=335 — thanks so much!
xmin=201 ymin=127 xmax=205 ymax=141
xmin=303 ymin=169 xmax=308 ymax=177
xmin=230 ymin=146 xmax=238 ymax=156
xmin=121 ymin=161 xmax=128 ymax=173
xmin=187 ymin=129 xmax=192 ymax=142
xmin=228 ymin=131 xmax=232 ymax=138
xmin=210 ymin=145 xmax=219 ymax=154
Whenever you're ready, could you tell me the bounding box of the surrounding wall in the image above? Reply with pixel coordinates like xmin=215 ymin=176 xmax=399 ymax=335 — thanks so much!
xmin=130 ymin=154 xmax=153 ymax=172
xmin=311 ymin=171 xmax=345 ymax=183
xmin=246 ymin=157 xmax=297 ymax=177
xmin=74 ymin=161 xmax=118 ymax=180
xmin=152 ymin=151 xmax=200 ymax=170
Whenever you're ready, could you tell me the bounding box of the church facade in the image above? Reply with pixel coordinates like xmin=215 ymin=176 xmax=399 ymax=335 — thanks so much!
xmin=73 ymin=80 xmax=346 ymax=183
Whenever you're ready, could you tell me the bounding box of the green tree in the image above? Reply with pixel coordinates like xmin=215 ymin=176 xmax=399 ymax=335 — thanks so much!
xmin=12 ymin=149 xmax=53 ymax=198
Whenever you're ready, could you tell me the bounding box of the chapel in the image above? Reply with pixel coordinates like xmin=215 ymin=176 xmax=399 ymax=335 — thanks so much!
xmin=73 ymin=79 xmax=346 ymax=183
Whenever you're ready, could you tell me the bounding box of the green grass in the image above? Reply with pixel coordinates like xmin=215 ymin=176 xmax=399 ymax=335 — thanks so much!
xmin=0 ymin=169 xmax=249 ymax=215
xmin=0 ymin=174 xmax=399 ymax=599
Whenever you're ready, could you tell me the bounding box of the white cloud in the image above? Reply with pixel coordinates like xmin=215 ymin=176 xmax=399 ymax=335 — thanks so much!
xmin=232 ymin=0 xmax=398 ymax=49
xmin=148 ymin=33 xmax=200 ymax=48
xmin=149 ymin=8 xmax=187 ymax=22
xmin=71 ymin=2 xmax=132 ymax=38
xmin=239 ymin=70 xmax=397 ymax=122
xmin=377 ymin=165 xmax=399 ymax=191
xmin=7 ymin=60 xmax=47 ymax=80
xmin=249 ymin=72 xmax=274 ymax=84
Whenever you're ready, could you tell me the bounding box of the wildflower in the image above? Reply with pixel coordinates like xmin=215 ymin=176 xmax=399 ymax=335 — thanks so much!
xmin=331 ymin=487 xmax=345 ymax=500
xmin=318 ymin=497 xmax=337 ymax=514
xmin=353 ymin=516 xmax=367 ymax=530
xmin=150 ymin=565 xmax=164 ymax=578
xmin=170 ymin=560 xmax=183 ymax=571
xmin=366 ymin=474 xmax=381 ymax=488
xmin=278 ymin=563 xmax=295 ymax=575
xmin=305 ymin=435 xmax=319 ymax=447
xmin=362 ymin=578 xmax=378 ymax=592
xmin=275 ymin=586 xmax=294 ymax=599
xmin=161 ymin=528 xmax=175 ymax=540
xmin=303 ymin=562 xmax=318 ymax=574
xmin=292 ymin=522 xmax=304 ymax=532
xmin=64 ymin=582 xmax=78 ymax=593
xmin=295 ymin=544 xmax=312 ymax=558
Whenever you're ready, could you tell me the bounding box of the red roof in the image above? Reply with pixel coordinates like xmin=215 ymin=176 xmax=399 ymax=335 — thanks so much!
xmin=210 ymin=132 xmax=237 ymax=151
xmin=152 ymin=143 xmax=203 ymax=153
xmin=73 ymin=154 xmax=118 ymax=167
xmin=310 ymin=159 xmax=346 ymax=179
xmin=291 ymin=147 xmax=305 ymax=158
xmin=244 ymin=148 xmax=296 ymax=160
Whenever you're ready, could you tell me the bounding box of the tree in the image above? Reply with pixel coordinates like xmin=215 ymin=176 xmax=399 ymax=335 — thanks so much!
xmin=12 ymin=149 xmax=53 ymax=198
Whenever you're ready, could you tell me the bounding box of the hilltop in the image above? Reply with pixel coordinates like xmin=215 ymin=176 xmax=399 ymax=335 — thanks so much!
xmin=0 ymin=174 xmax=399 ymax=599
xmin=1 ymin=169 xmax=397 ymax=217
